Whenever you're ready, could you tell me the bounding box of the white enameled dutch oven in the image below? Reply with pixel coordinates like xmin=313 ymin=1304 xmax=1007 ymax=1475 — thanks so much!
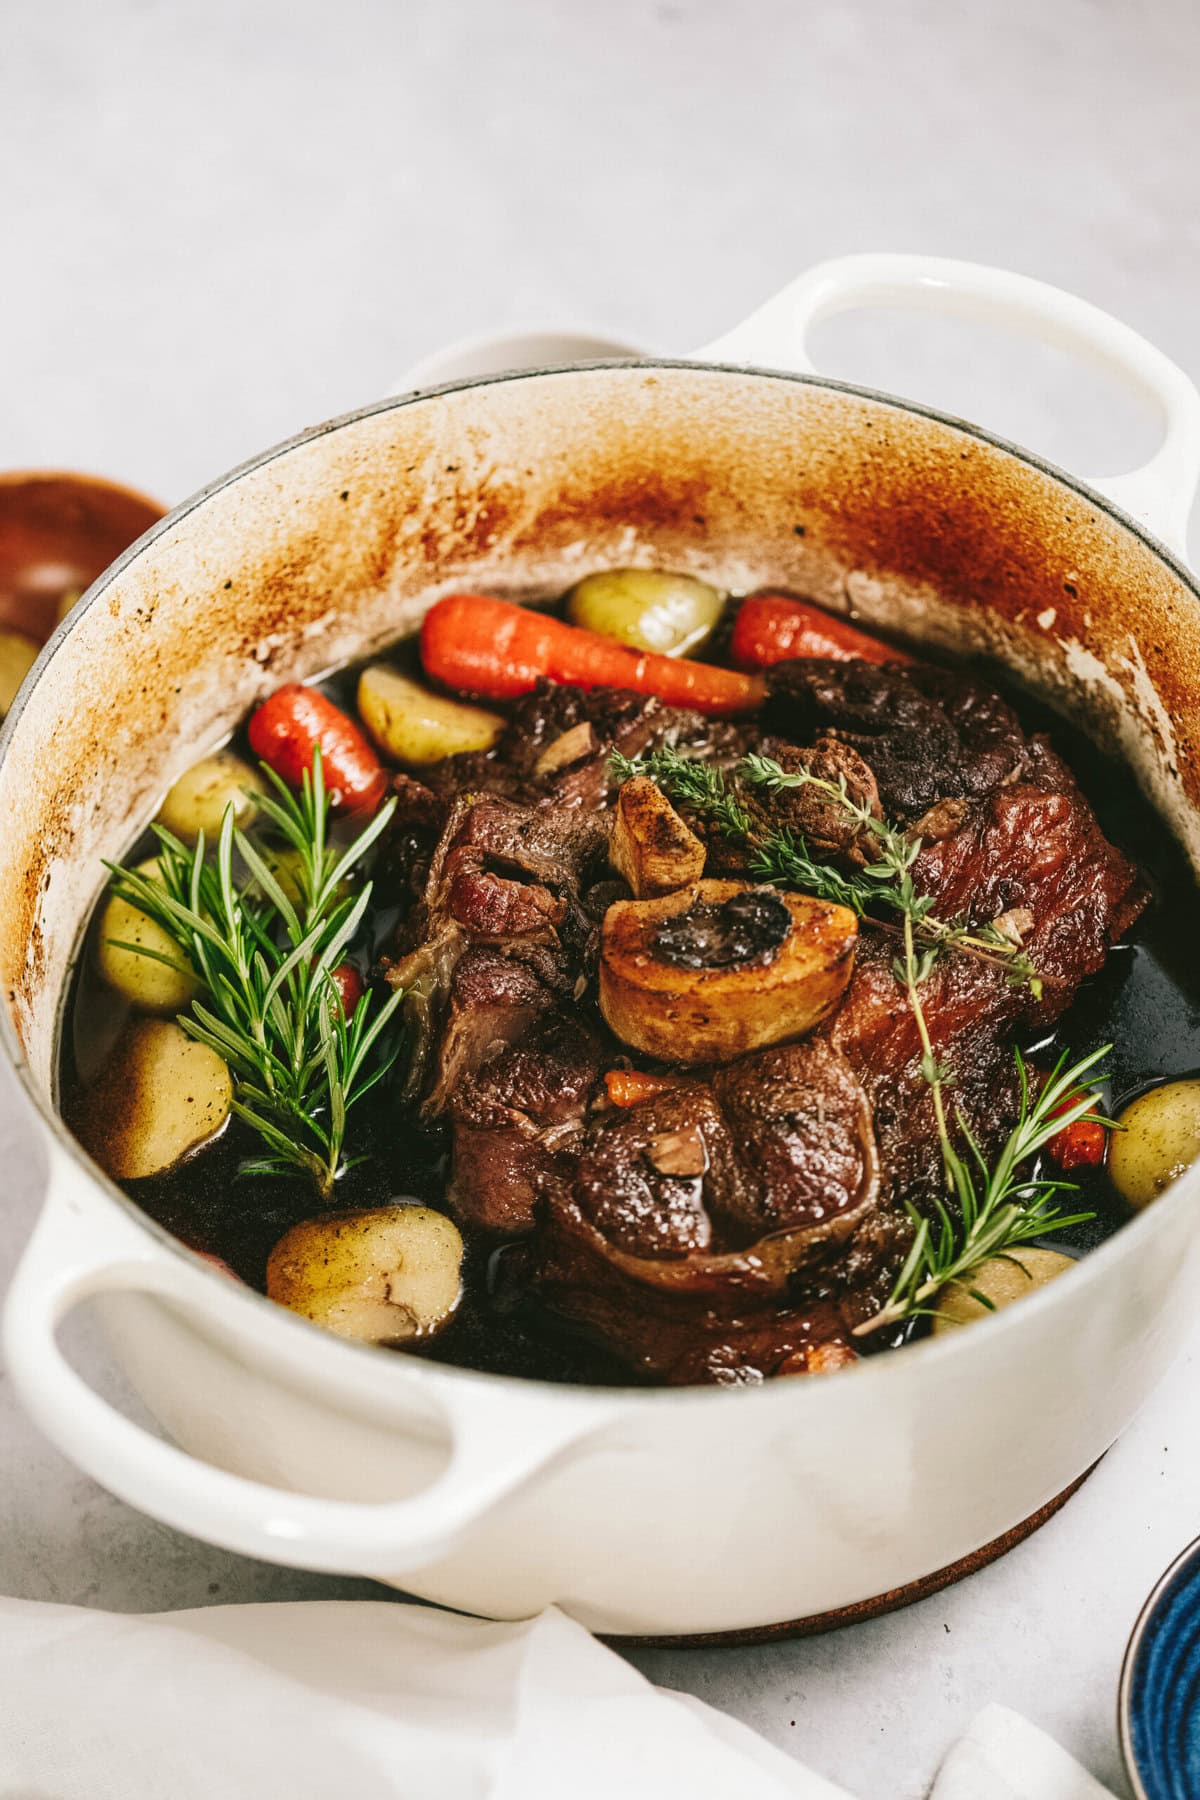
xmin=4 ymin=255 xmax=1200 ymax=1637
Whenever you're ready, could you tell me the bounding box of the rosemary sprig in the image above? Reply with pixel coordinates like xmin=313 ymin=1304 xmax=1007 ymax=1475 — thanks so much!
xmin=104 ymin=752 xmax=404 ymax=1199
xmin=854 ymin=1045 xmax=1110 ymax=1336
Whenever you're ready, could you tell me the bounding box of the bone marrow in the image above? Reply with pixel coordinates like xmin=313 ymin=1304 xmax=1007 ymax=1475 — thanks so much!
xmin=599 ymin=879 xmax=858 ymax=1063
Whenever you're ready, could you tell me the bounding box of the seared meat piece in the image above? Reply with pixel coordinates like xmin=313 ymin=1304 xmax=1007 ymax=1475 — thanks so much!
xmin=527 ymin=1040 xmax=882 ymax=1381
xmin=449 ymin=1013 xmax=606 ymax=1235
xmin=827 ymin=935 xmax=1021 ymax=1218
xmin=423 ymin=680 xmax=749 ymax=812
xmin=389 ymin=771 xmax=445 ymax=831
xmin=494 ymin=682 xmax=668 ymax=786
xmin=754 ymin=735 xmax=882 ymax=866
xmin=529 ymin=1041 xmax=881 ymax=1381
xmin=564 ymin=1040 xmax=876 ymax=1285
xmin=376 ymin=772 xmax=447 ymax=921
xmin=556 ymin=1289 xmax=858 ymax=1385
xmin=765 ymin=658 xmax=1030 ymax=818
xmin=444 ymin=793 xmax=610 ymax=893
xmin=571 ymin=1083 xmax=735 ymax=1258
xmin=912 ymin=781 xmax=1148 ymax=1010
xmin=713 ymin=1042 xmax=878 ymax=1237
xmin=445 ymin=866 xmax=565 ymax=940
xmin=666 ymin=1309 xmax=856 ymax=1386
xmin=387 ymin=793 xmax=609 ymax=965
xmin=823 ymin=776 xmax=1148 ymax=1226
xmin=424 ymin=947 xmax=567 ymax=1118
xmin=383 ymin=792 xmax=601 ymax=1107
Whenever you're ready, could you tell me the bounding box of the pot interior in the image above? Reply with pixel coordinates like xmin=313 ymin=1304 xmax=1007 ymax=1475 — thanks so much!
xmin=2 ymin=362 xmax=1199 ymax=1099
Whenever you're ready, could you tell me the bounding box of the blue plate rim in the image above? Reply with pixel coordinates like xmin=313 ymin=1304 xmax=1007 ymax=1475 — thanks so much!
xmin=1118 ymin=1532 xmax=1200 ymax=1800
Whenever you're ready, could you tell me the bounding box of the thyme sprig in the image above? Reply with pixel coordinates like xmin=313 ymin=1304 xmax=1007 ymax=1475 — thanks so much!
xmin=854 ymin=1046 xmax=1110 ymax=1336
xmin=615 ymin=745 xmax=1040 ymax=990
xmin=614 ymin=746 xmax=865 ymax=915
xmin=104 ymin=752 xmax=404 ymax=1199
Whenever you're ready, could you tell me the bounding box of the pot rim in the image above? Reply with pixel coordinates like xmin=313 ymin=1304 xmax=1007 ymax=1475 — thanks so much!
xmin=5 ymin=356 xmax=1199 ymax=1416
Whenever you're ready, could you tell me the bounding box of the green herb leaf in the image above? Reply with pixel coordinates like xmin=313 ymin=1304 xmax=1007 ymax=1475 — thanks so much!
xmin=853 ymin=1042 xmax=1104 ymax=1336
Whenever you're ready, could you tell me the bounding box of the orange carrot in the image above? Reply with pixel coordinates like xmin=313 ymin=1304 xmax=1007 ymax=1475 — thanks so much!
xmin=421 ymin=594 xmax=764 ymax=717
xmin=604 ymin=1069 xmax=683 ymax=1107
xmin=248 ymin=684 xmax=387 ymax=816
xmin=729 ymin=592 xmax=912 ymax=671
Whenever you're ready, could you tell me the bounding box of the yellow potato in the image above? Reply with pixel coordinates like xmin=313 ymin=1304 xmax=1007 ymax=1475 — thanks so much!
xmin=156 ymin=749 xmax=262 ymax=843
xmin=77 ymin=1018 xmax=231 ymax=1181
xmin=97 ymin=860 xmax=200 ymax=1013
xmin=0 ymin=630 xmax=39 ymax=716
xmin=357 ymin=665 xmax=502 ymax=765
xmin=266 ymin=1205 xmax=464 ymax=1344
xmin=567 ymin=568 xmax=724 ymax=656
xmin=1109 ymin=1079 xmax=1200 ymax=1211
xmin=932 ymin=1247 xmax=1075 ymax=1334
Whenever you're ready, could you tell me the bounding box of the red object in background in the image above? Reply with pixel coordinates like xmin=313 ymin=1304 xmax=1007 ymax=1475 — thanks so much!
xmin=420 ymin=593 xmax=765 ymax=717
xmin=0 ymin=471 xmax=166 ymax=643
xmin=248 ymin=684 xmax=387 ymax=815
xmin=729 ymin=592 xmax=913 ymax=671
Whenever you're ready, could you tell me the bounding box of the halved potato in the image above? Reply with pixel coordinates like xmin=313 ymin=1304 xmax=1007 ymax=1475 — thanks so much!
xmin=609 ymin=777 xmax=706 ymax=898
xmin=266 ymin=1205 xmax=464 ymax=1344
xmin=932 ymin=1247 xmax=1074 ymax=1334
xmin=358 ymin=664 xmax=502 ymax=764
xmin=77 ymin=1017 xmax=231 ymax=1181
xmin=156 ymin=749 xmax=262 ymax=843
xmin=567 ymin=569 xmax=724 ymax=656
xmin=599 ymin=878 xmax=857 ymax=1063
xmin=1109 ymin=1079 xmax=1200 ymax=1211
xmin=0 ymin=629 xmax=39 ymax=716
xmin=97 ymin=860 xmax=200 ymax=1013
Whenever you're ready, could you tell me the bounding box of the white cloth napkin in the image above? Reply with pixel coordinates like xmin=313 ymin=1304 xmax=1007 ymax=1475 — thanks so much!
xmin=930 ymin=1706 xmax=1119 ymax=1800
xmin=0 ymin=1597 xmax=1118 ymax=1800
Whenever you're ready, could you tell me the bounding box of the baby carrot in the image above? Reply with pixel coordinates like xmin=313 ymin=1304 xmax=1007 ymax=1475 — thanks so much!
xmin=729 ymin=593 xmax=912 ymax=671
xmin=420 ymin=594 xmax=764 ymax=717
xmin=248 ymin=684 xmax=388 ymax=815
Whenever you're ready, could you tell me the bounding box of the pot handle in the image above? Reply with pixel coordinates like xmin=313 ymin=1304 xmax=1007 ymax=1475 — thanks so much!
xmin=697 ymin=253 xmax=1200 ymax=558
xmin=4 ymin=1161 xmax=609 ymax=1578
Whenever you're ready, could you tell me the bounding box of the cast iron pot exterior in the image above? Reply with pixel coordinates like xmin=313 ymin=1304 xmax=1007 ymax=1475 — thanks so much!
xmin=4 ymin=262 xmax=1200 ymax=1634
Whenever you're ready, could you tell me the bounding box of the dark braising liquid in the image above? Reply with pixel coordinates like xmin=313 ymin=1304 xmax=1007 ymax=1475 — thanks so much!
xmin=56 ymin=634 xmax=1200 ymax=1386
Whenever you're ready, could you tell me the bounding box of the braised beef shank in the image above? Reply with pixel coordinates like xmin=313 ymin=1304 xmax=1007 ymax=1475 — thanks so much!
xmin=382 ymin=658 xmax=1145 ymax=1384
